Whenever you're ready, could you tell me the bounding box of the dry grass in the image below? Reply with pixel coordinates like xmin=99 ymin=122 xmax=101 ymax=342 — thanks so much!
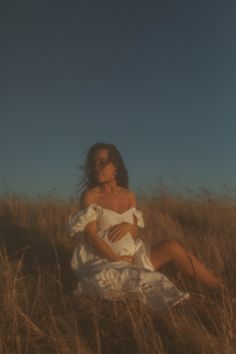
xmin=0 ymin=190 xmax=236 ymax=354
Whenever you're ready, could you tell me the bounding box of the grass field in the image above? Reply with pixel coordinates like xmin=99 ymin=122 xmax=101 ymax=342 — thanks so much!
xmin=0 ymin=190 xmax=235 ymax=353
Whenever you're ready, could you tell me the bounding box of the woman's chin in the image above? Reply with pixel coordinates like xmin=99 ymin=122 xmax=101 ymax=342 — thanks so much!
xmin=97 ymin=178 xmax=106 ymax=184
xmin=97 ymin=176 xmax=110 ymax=184
xmin=96 ymin=175 xmax=104 ymax=182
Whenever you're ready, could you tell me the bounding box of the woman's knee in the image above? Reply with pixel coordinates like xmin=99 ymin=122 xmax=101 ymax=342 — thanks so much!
xmin=151 ymin=239 xmax=184 ymax=257
xmin=163 ymin=239 xmax=184 ymax=255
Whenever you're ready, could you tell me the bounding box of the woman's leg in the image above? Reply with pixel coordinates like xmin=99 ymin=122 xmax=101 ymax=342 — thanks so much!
xmin=150 ymin=240 xmax=220 ymax=288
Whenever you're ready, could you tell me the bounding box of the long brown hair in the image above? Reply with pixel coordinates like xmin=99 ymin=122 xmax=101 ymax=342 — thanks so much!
xmin=77 ymin=142 xmax=129 ymax=195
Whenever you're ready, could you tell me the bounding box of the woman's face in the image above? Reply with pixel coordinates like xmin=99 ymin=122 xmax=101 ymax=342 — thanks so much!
xmin=92 ymin=149 xmax=117 ymax=183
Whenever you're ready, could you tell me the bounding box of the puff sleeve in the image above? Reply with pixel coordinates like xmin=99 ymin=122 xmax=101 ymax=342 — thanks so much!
xmin=69 ymin=204 xmax=102 ymax=237
xmin=133 ymin=208 xmax=145 ymax=228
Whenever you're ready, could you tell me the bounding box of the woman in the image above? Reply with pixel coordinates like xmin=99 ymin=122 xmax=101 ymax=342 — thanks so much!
xmin=69 ymin=142 xmax=221 ymax=312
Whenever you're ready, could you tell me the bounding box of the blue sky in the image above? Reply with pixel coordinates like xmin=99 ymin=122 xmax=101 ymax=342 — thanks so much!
xmin=1 ymin=0 xmax=236 ymax=199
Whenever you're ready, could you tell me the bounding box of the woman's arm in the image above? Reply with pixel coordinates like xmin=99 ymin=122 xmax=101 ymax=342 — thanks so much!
xmin=80 ymin=190 xmax=133 ymax=263
xmin=128 ymin=191 xmax=138 ymax=239
xmin=129 ymin=216 xmax=138 ymax=239
xmin=84 ymin=221 xmax=133 ymax=263
xmin=84 ymin=221 xmax=121 ymax=261
xmin=107 ymin=191 xmax=139 ymax=241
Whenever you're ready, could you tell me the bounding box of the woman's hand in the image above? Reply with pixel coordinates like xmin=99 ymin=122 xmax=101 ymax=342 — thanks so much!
xmin=107 ymin=222 xmax=132 ymax=242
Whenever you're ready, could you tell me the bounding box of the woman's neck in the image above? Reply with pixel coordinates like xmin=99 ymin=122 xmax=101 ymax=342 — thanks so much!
xmin=98 ymin=180 xmax=122 ymax=195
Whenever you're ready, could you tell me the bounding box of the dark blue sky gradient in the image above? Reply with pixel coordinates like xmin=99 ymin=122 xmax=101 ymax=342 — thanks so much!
xmin=1 ymin=0 xmax=236 ymax=198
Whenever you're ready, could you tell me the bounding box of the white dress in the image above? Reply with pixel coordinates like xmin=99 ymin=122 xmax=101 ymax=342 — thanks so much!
xmin=69 ymin=204 xmax=189 ymax=312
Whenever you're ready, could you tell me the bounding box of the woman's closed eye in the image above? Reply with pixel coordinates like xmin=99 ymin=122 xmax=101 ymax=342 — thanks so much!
xmin=93 ymin=159 xmax=110 ymax=169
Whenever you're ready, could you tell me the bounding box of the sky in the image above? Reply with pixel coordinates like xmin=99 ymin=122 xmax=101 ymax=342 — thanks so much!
xmin=1 ymin=0 xmax=236 ymax=199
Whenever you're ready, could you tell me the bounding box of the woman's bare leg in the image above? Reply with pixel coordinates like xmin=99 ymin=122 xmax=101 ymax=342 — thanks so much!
xmin=150 ymin=240 xmax=220 ymax=288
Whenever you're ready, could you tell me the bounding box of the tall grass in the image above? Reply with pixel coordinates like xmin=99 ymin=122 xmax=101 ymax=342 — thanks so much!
xmin=0 ymin=190 xmax=235 ymax=353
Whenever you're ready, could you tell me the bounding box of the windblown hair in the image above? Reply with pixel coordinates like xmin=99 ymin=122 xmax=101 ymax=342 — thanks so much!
xmin=77 ymin=142 xmax=129 ymax=196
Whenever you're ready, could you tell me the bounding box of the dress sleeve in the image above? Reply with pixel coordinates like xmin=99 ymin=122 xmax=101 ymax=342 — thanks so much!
xmin=69 ymin=204 xmax=102 ymax=236
xmin=133 ymin=208 xmax=145 ymax=228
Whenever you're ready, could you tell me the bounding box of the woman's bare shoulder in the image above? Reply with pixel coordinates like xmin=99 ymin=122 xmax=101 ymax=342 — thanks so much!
xmin=119 ymin=188 xmax=136 ymax=206
xmin=79 ymin=188 xmax=99 ymax=207
xmin=127 ymin=190 xmax=137 ymax=207
xmin=80 ymin=187 xmax=136 ymax=207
